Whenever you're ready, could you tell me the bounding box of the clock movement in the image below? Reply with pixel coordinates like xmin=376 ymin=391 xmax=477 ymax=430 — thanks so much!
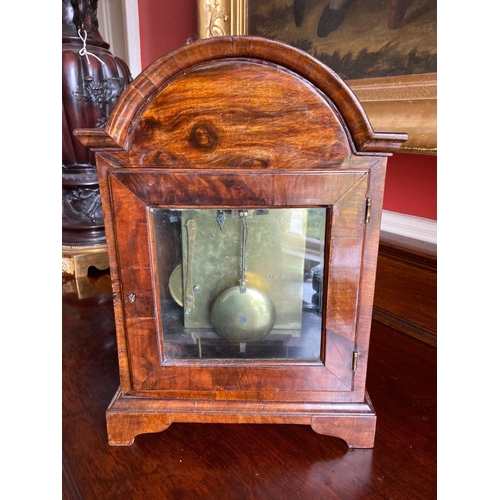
xmin=75 ymin=36 xmax=407 ymax=448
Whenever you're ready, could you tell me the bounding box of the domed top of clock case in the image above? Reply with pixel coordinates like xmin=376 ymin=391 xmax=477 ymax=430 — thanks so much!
xmin=75 ymin=36 xmax=407 ymax=168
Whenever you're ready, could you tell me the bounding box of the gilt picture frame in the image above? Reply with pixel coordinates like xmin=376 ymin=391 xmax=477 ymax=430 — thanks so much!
xmin=197 ymin=0 xmax=436 ymax=154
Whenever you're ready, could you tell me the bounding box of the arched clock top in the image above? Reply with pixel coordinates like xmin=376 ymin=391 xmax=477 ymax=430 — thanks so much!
xmin=75 ymin=36 xmax=407 ymax=167
xmin=72 ymin=35 xmax=409 ymax=449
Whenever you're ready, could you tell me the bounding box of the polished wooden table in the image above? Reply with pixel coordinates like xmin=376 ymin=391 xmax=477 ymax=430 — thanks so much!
xmin=62 ymin=272 xmax=436 ymax=499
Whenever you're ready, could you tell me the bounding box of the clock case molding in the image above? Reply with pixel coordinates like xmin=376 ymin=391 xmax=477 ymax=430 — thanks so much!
xmin=75 ymin=36 xmax=407 ymax=448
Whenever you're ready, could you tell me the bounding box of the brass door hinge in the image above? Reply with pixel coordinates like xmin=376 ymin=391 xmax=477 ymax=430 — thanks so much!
xmin=352 ymin=351 xmax=359 ymax=371
xmin=364 ymin=198 xmax=372 ymax=223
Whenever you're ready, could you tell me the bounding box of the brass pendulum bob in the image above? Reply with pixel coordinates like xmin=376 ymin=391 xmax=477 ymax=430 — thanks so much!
xmin=210 ymin=211 xmax=276 ymax=342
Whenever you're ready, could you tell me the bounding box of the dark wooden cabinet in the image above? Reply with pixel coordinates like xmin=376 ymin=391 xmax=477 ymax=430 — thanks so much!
xmin=76 ymin=36 xmax=406 ymax=448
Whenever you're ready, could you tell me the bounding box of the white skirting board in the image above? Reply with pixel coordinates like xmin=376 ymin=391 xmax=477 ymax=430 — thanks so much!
xmin=381 ymin=210 xmax=437 ymax=245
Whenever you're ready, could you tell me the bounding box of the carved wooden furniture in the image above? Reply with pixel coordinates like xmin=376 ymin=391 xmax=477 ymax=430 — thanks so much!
xmin=76 ymin=36 xmax=407 ymax=448
xmin=62 ymin=0 xmax=131 ymax=276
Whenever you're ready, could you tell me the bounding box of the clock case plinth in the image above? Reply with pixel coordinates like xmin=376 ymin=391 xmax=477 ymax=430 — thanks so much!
xmin=75 ymin=36 xmax=406 ymax=449
xmin=106 ymin=390 xmax=377 ymax=448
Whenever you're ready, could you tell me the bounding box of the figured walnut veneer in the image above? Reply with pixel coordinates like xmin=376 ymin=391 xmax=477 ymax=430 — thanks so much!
xmin=75 ymin=36 xmax=406 ymax=448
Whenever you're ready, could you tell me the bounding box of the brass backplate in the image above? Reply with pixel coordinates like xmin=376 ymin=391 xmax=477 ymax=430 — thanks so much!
xmin=180 ymin=209 xmax=307 ymax=332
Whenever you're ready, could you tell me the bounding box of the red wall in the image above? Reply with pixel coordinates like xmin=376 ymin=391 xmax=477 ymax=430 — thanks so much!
xmin=137 ymin=0 xmax=437 ymax=221
xmin=138 ymin=0 xmax=198 ymax=69
xmin=384 ymin=153 xmax=437 ymax=220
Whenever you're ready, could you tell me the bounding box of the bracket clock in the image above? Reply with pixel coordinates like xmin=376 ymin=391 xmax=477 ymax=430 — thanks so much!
xmin=75 ymin=36 xmax=407 ymax=448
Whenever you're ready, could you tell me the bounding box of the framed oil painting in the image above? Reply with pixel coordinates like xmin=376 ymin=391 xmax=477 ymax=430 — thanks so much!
xmin=197 ymin=0 xmax=437 ymax=153
xmin=246 ymin=0 xmax=436 ymax=81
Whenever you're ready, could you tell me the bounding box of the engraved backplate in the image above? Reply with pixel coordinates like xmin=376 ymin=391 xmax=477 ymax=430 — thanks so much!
xmin=180 ymin=209 xmax=308 ymax=333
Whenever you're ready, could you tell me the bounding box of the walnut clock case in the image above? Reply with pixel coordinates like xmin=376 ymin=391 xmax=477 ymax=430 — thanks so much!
xmin=75 ymin=36 xmax=407 ymax=448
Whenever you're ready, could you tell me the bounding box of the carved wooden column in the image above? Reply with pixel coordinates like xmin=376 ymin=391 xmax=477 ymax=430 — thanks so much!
xmin=62 ymin=0 xmax=131 ymax=277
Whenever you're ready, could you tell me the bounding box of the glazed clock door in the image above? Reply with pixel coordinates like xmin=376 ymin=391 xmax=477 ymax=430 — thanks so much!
xmin=108 ymin=165 xmax=378 ymax=403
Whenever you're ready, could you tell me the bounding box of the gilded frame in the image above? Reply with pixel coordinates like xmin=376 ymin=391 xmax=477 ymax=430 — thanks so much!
xmin=197 ymin=0 xmax=436 ymax=155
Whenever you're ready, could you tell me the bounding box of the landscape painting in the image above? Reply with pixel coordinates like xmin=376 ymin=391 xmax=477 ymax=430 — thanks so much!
xmin=247 ymin=0 xmax=437 ymax=80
